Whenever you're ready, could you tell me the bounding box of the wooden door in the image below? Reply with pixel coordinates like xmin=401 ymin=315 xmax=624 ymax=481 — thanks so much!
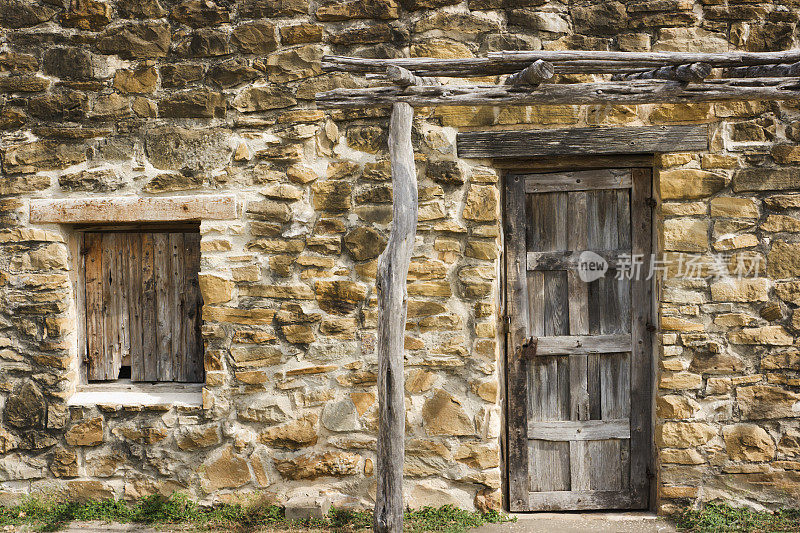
xmin=505 ymin=168 xmax=652 ymax=511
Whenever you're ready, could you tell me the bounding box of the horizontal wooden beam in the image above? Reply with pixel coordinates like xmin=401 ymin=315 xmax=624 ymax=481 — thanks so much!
xmin=523 ymin=168 xmax=632 ymax=193
xmin=30 ymin=195 xmax=239 ymax=223
xmin=527 ymin=490 xmax=634 ymax=511
xmin=528 ymin=419 xmax=631 ymax=441
xmin=315 ymin=78 xmax=800 ymax=109
xmin=527 ymin=250 xmax=626 ymax=271
xmin=614 ymin=62 xmax=711 ymax=82
xmin=532 ymin=334 xmax=631 ymax=356
xmin=491 ymin=49 xmax=800 ymax=67
xmin=323 ymin=51 xmax=800 ymax=77
xmin=457 ymin=126 xmax=708 ymax=159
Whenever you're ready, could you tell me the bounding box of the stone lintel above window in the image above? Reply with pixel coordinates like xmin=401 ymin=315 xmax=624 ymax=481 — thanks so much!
xmin=29 ymin=194 xmax=239 ymax=224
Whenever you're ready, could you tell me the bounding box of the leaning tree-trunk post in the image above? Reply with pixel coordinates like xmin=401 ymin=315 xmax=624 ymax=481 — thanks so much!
xmin=374 ymin=102 xmax=417 ymax=533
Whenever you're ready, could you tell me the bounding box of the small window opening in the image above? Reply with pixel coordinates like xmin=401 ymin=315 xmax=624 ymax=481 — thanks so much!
xmin=80 ymin=224 xmax=204 ymax=384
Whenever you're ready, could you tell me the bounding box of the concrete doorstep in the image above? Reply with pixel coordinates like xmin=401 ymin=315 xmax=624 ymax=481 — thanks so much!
xmin=470 ymin=512 xmax=678 ymax=533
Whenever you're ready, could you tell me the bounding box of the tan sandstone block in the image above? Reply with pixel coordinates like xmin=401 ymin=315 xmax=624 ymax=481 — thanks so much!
xmin=724 ymin=424 xmax=776 ymax=462
xmin=663 ymin=218 xmax=709 ymax=251
xmin=710 ymin=197 xmax=759 ymax=219
xmin=657 ymin=422 xmax=717 ymax=447
xmin=660 ymin=169 xmax=725 ymax=200
xmin=710 ymin=278 xmax=768 ymax=302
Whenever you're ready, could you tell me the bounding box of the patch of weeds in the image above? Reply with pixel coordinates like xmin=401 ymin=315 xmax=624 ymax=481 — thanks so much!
xmin=0 ymin=495 xmax=513 ymax=533
xmin=674 ymin=502 xmax=800 ymax=533
xmin=405 ymin=505 xmax=515 ymax=533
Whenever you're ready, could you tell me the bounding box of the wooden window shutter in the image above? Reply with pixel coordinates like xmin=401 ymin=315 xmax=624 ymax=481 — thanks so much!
xmin=83 ymin=230 xmax=204 ymax=382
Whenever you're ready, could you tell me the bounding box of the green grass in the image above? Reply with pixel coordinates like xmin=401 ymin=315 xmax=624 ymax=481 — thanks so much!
xmin=0 ymin=494 xmax=514 ymax=533
xmin=674 ymin=502 xmax=800 ymax=533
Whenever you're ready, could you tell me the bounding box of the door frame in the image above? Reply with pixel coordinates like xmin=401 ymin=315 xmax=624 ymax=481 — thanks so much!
xmin=499 ymin=156 xmax=659 ymax=512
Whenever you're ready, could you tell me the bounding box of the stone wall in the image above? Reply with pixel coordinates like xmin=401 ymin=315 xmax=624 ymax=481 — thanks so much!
xmin=1 ymin=0 xmax=799 ymax=513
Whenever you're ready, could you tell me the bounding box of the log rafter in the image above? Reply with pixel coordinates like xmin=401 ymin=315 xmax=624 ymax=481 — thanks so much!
xmin=317 ymin=78 xmax=800 ymax=109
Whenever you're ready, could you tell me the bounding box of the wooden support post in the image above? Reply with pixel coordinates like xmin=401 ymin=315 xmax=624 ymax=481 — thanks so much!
xmin=613 ymin=62 xmax=711 ymax=82
xmin=505 ymin=59 xmax=555 ymax=86
xmin=373 ymin=102 xmax=416 ymax=533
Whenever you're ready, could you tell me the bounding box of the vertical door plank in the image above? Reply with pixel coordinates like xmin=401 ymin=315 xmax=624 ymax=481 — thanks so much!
xmin=102 ymin=233 xmax=119 ymax=380
xmin=570 ymin=440 xmax=590 ymax=491
xmin=630 ymin=168 xmax=653 ymax=508
xmin=84 ymin=233 xmax=105 ymax=380
xmin=529 ymin=440 xmax=570 ymax=492
xmin=169 ymin=232 xmax=185 ymax=380
xmin=140 ymin=233 xmax=158 ymax=381
xmin=567 ymin=191 xmax=590 ymax=422
xmin=127 ymin=233 xmax=142 ymax=379
xmin=154 ymin=233 xmax=174 ymax=382
xmin=505 ymin=174 xmax=531 ymax=511
xmin=117 ymin=234 xmax=131 ymax=372
xmin=180 ymin=232 xmax=203 ymax=382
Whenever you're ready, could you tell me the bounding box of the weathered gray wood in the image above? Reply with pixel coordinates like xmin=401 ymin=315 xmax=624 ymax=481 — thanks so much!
xmin=527 ymin=250 xmax=625 ymax=271
xmin=169 ymin=233 xmax=184 ymax=381
xmin=528 ymin=419 xmax=631 ymax=440
xmin=385 ymin=65 xmax=438 ymax=87
xmin=323 ymin=51 xmax=800 ymax=78
xmin=529 ymin=440 xmax=570 ymax=492
xmin=505 ymin=173 xmax=531 ymax=512
xmin=527 ymin=490 xmax=634 ymax=511
xmin=154 ymin=233 xmax=173 ymax=382
xmin=505 ymin=59 xmax=555 ymax=86
xmin=725 ymin=62 xmax=800 ymax=78
xmin=374 ymin=103 xmax=416 ymax=533
xmin=126 ymin=234 xmax=142 ymax=378
xmin=139 ymin=233 xmax=157 ymax=381
xmin=458 ymin=126 xmax=707 ymax=159
xmin=494 ymin=155 xmax=654 ymax=171
xmin=491 ymin=49 xmax=800 ymax=67
xmin=84 ymin=233 xmax=105 ymax=381
xmin=568 ymin=192 xmax=590 ymax=424
xmin=522 ymin=169 xmax=632 ymax=193
xmin=614 ymin=62 xmax=711 ymax=82
xmin=180 ymin=232 xmax=203 ymax=382
xmin=629 ymin=168 xmax=653 ymax=508
xmin=315 ymin=78 xmax=800 ymax=109
xmin=102 ymin=234 xmax=120 ymax=380
xmin=530 ymin=335 xmax=632 ymax=356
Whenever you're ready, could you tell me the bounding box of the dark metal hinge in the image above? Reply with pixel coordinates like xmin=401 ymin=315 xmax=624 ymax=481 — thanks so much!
xmin=646 ymin=323 xmax=657 ymax=332
xmin=646 ymin=198 xmax=657 ymax=208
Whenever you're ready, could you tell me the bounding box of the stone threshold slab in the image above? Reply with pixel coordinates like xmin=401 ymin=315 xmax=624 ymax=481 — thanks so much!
xmin=30 ymin=194 xmax=238 ymax=223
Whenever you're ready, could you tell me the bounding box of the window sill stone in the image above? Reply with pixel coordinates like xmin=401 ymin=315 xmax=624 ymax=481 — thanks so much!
xmin=68 ymin=381 xmax=203 ymax=407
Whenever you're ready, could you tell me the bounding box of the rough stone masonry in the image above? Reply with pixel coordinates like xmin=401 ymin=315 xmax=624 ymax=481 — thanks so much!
xmin=1 ymin=0 xmax=800 ymax=515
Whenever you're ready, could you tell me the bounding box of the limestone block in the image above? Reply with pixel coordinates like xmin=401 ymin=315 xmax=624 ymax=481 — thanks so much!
xmin=737 ymin=385 xmax=800 ymax=419
xmin=710 ymin=278 xmax=768 ymax=302
xmin=199 ymin=446 xmax=251 ymax=491
xmin=65 ymin=417 xmax=104 ymax=446
xmin=710 ymin=197 xmax=759 ymax=219
xmin=663 ymin=218 xmax=709 ymax=252
xmin=422 ymin=389 xmax=475 ymax=436
xmin=724 ymin=424 xmax=776 ymax=462
xmin=273 ymin=451 xmax=360 ymax=480
xmin=260 ymin=414 xmax=318 ymax=449
xmin=30 ymin=195 xmax=237 ymax=223
xmin=657 ymin=422 xmax=717 ymax=447
xmin=730 ymin=326 xmax=793 ymax=346
xmin=660 ymin=169 xmax=725 ymax=200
